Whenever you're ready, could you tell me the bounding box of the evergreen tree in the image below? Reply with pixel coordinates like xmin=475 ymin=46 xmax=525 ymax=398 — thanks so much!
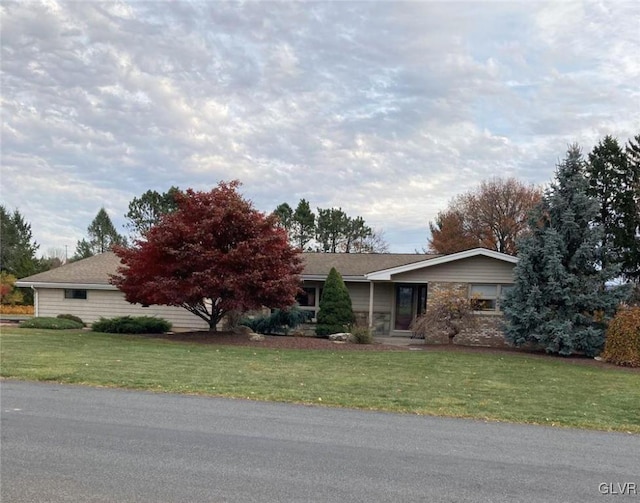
xmin=0 ymin=205 xmax=39 ymax=278
xmin=343 ymin=216 xmax=372 ymax=253
xmin=291 ymin=199 xmax=315 ymax=250
xmin=623 ymin=134 xmax=640 ymax=280
xmin=316 ymin=207 xmax=349 ymax=252
xmin=273 ymin=202 xmax=294 ymax=233
xmin=316 ymin=267 xmax=355 ymax=336
xmin=125 ymin=187 xmax=181 ymax=239
xmin=503 ymin=145 xmax=629 ymax=356
xmin=73 ymin=208 xmax=126 ymax=260
xmin=586 ymin=135 xmax=640 ymax=276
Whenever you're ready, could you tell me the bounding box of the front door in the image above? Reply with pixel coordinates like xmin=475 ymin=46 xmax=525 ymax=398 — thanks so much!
xmin=394 ymin=284 xmax=427 ymax=330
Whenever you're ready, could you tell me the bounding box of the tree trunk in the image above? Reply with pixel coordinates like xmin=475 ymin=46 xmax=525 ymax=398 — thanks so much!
xmin=208 ymin=320 xmax=218 ymax=332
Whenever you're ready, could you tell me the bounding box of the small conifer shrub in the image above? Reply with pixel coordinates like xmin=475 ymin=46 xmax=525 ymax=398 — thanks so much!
xmin=602 ymin=306 xmax=640 ymax=367
xmin=316 ymin=267 xmax=355 ymax=336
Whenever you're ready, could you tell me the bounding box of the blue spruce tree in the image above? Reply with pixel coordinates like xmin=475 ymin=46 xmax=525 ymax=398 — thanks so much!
xmin=503 ymin=145 xmax=629 ymax=356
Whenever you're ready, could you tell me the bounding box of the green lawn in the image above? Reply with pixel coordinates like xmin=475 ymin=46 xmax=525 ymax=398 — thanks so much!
xmin=1 ymin=327 xmax=639 ymax=433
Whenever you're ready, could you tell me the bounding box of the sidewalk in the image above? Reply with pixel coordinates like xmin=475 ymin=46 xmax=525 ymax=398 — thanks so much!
xmin=374 ymin=336 xmax=425 ymax=347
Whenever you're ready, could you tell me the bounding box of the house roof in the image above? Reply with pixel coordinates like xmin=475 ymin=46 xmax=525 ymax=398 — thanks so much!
xmin=300 ymin=253 xmax=437 ymax=279
xmin=16 ymin=252 xmax=121 ymax=288
xmin=16 ymin=248 xmax=515 ymax=287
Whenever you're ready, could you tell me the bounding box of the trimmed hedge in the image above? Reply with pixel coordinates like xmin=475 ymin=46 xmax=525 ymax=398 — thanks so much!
xmin=91 ymin=316 xmax=172 ymax=334
xmin=602 ymin=306 xmax=640 ymax=367
xmin=57 ymin=314 xmax=85 ymax=326
xmin=20 ymin=317 xmax=84 ymax=330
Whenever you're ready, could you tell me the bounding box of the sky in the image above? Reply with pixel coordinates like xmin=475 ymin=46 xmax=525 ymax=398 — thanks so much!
xmin=1 ymin=1 xmax=639 ymax=256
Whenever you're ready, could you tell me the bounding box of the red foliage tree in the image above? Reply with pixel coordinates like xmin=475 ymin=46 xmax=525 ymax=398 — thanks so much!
xmin=111 ymin=181 xmax=303 ymax=331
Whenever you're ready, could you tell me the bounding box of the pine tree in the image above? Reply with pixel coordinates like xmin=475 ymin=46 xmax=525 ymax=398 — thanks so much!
xmin=291 ymin=199 xmax=315 ymax=250
xmin=125 ymin=187 xmax=181 ymax=239
xmin=0 ymin=205 xmax=39 ymax=278
xmin=623 ymin=134 xmax=640 ymax=281
xmin=586 ymin=135 xmax=639 ymax=276
xmin=73 ymin=208 xmax=126 ymax=259
xmin=503 ymin=145 xmax=629 ymax=356
xmin=316 ymin=267 xmax=355 ymax=336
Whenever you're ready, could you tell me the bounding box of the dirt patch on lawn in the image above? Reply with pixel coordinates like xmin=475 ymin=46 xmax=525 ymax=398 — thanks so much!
xmin=137 ymin=331 xmax=640 ymax=372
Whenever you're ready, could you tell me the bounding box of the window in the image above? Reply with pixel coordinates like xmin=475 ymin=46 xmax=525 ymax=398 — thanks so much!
xmin=470 ymin=284 xmax=512 ymax=312
xmin=64 ymin=289 xmax=87 ymax=300
xmin=296 ymin=287 xmax=317 ymax=307
xmin=297 ymin=286 xmax=322 ymax=321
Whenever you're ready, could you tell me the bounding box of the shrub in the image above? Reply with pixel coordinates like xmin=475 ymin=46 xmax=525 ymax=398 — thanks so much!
xmin=240 ymin=307 xmax=311 ymax=335
xmin=410 ymin=284 xmax=476 ymax=344
xmin=602 ymin=306 xmax=640 ymax=367
xmin=91 ymin=316 xmax=172 ymax=334
xmin=316 ymin=267 xmax=355 ymax=336
xmin=349 ymin=325 xmax=373 ymax=344
xmin=20 ymin=317 xmax=83 ymax=330
xmin=1 ymin=271 xmax=23 ymax=305
xmin=57 ymin=313 xmax=85 ymax=326
xmin=0 ymin=304 xmax=34 ymax=315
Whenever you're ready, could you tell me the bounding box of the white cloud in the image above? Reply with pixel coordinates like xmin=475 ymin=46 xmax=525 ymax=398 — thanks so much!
xmin=1 ymin=1 xmax=638 ymax=254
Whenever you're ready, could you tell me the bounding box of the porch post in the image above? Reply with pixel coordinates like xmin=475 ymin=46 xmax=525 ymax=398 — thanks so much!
xmin=368 ymin=281 xmax=374 ymax=328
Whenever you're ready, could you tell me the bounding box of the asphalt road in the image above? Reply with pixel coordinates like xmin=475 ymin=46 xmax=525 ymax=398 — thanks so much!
xmin=1 ymin=381 xmax=638 ymax=503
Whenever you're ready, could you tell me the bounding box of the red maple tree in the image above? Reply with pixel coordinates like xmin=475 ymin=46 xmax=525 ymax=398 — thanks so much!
xmin=111 ymin=181 xmax=303 ymax=331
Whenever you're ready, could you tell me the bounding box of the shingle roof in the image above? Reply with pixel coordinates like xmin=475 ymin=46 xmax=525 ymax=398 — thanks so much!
xmin=16 ymin=252 xmax=122 ymax=285
xmin=16 ymin=251 xmax=438 ymax=286
xmin=301 ymin=253 xmax=437 ymax=277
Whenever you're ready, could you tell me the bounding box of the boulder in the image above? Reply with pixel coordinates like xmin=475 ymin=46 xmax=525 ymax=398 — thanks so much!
xmin=328 ymin=332 xmax=350 ymax=342
xmin=233 ymin=325 xmax=253 ymax=336
xmin=249 ymin=333 xmax=265 ymax=342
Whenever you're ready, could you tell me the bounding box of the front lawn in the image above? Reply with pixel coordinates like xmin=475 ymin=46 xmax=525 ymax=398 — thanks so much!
xmin=1 ymin=327 xmax=639 ymax=432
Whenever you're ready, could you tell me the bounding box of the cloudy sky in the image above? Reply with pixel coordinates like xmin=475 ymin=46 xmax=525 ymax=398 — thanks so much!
xmin=1 ymin=1 xmax=639 ymax=255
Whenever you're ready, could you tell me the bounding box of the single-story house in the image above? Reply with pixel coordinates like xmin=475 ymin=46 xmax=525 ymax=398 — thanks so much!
xmin=16 ymin=248 xmax=518 ymax=342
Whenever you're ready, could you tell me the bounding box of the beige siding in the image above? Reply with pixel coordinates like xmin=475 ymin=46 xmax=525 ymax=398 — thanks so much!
xmin=36 ymin=288 xmax=209 ymax=329
xmin=346 ymin=282 xmax=393 ymax=313
xmin=391 ymin=256 xmax=515 ymax=284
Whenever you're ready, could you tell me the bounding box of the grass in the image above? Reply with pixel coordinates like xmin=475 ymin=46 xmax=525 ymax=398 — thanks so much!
xmin=1 ymin=327 xmax=639 ymax=433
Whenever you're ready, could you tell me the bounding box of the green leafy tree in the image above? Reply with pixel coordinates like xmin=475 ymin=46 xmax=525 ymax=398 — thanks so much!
xmin=503 ymin=145 xmax=629 ymax=356
xmin=125 ymin=187 xmax=181 ymax=239
xmin=316 ymin=267 xmax=355 ymax=336
xmin=291 ymin=199 xmax=316 ymax=250
xmin=73 ymin=208 xmax=126 ymax=260
xmin=0 ymin=205 xmax=39 ymax=278
xmin=586 ymin=135 xmax=640 ymax=276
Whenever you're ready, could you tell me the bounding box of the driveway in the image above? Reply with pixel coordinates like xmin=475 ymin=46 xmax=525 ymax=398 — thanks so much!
xmin=1 ymin=381 xmax=638 ymax=502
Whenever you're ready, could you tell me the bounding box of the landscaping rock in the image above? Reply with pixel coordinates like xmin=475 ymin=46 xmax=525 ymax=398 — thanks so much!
xmin=249 ymin=334 xmax=265 ymax=342
xmin=328 ymin=332 xmax=350 ymax=342
xmin=233 ymin=325 xmax=253 ymax=336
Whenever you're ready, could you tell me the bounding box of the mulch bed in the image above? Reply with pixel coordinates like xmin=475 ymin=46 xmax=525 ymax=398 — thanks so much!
xmin=145 ymin=331 xmax=407 ymax=351
xmin=139 ymin=331 xmax=640 ymax=372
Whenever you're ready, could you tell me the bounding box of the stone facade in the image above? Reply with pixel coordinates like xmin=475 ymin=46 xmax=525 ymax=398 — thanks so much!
xmin=418 ymin=281 xmax=508 ymax=347
xmin=417 ymin=314 xmax=507 ymax=347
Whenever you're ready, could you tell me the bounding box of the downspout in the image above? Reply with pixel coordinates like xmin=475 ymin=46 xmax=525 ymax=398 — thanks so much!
xmin=31 ymin=286 xmax=39 ymax=317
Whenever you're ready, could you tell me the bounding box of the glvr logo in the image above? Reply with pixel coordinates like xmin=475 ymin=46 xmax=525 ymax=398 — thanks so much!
xmin=598 ymin=482 xmax=638 ymax=495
